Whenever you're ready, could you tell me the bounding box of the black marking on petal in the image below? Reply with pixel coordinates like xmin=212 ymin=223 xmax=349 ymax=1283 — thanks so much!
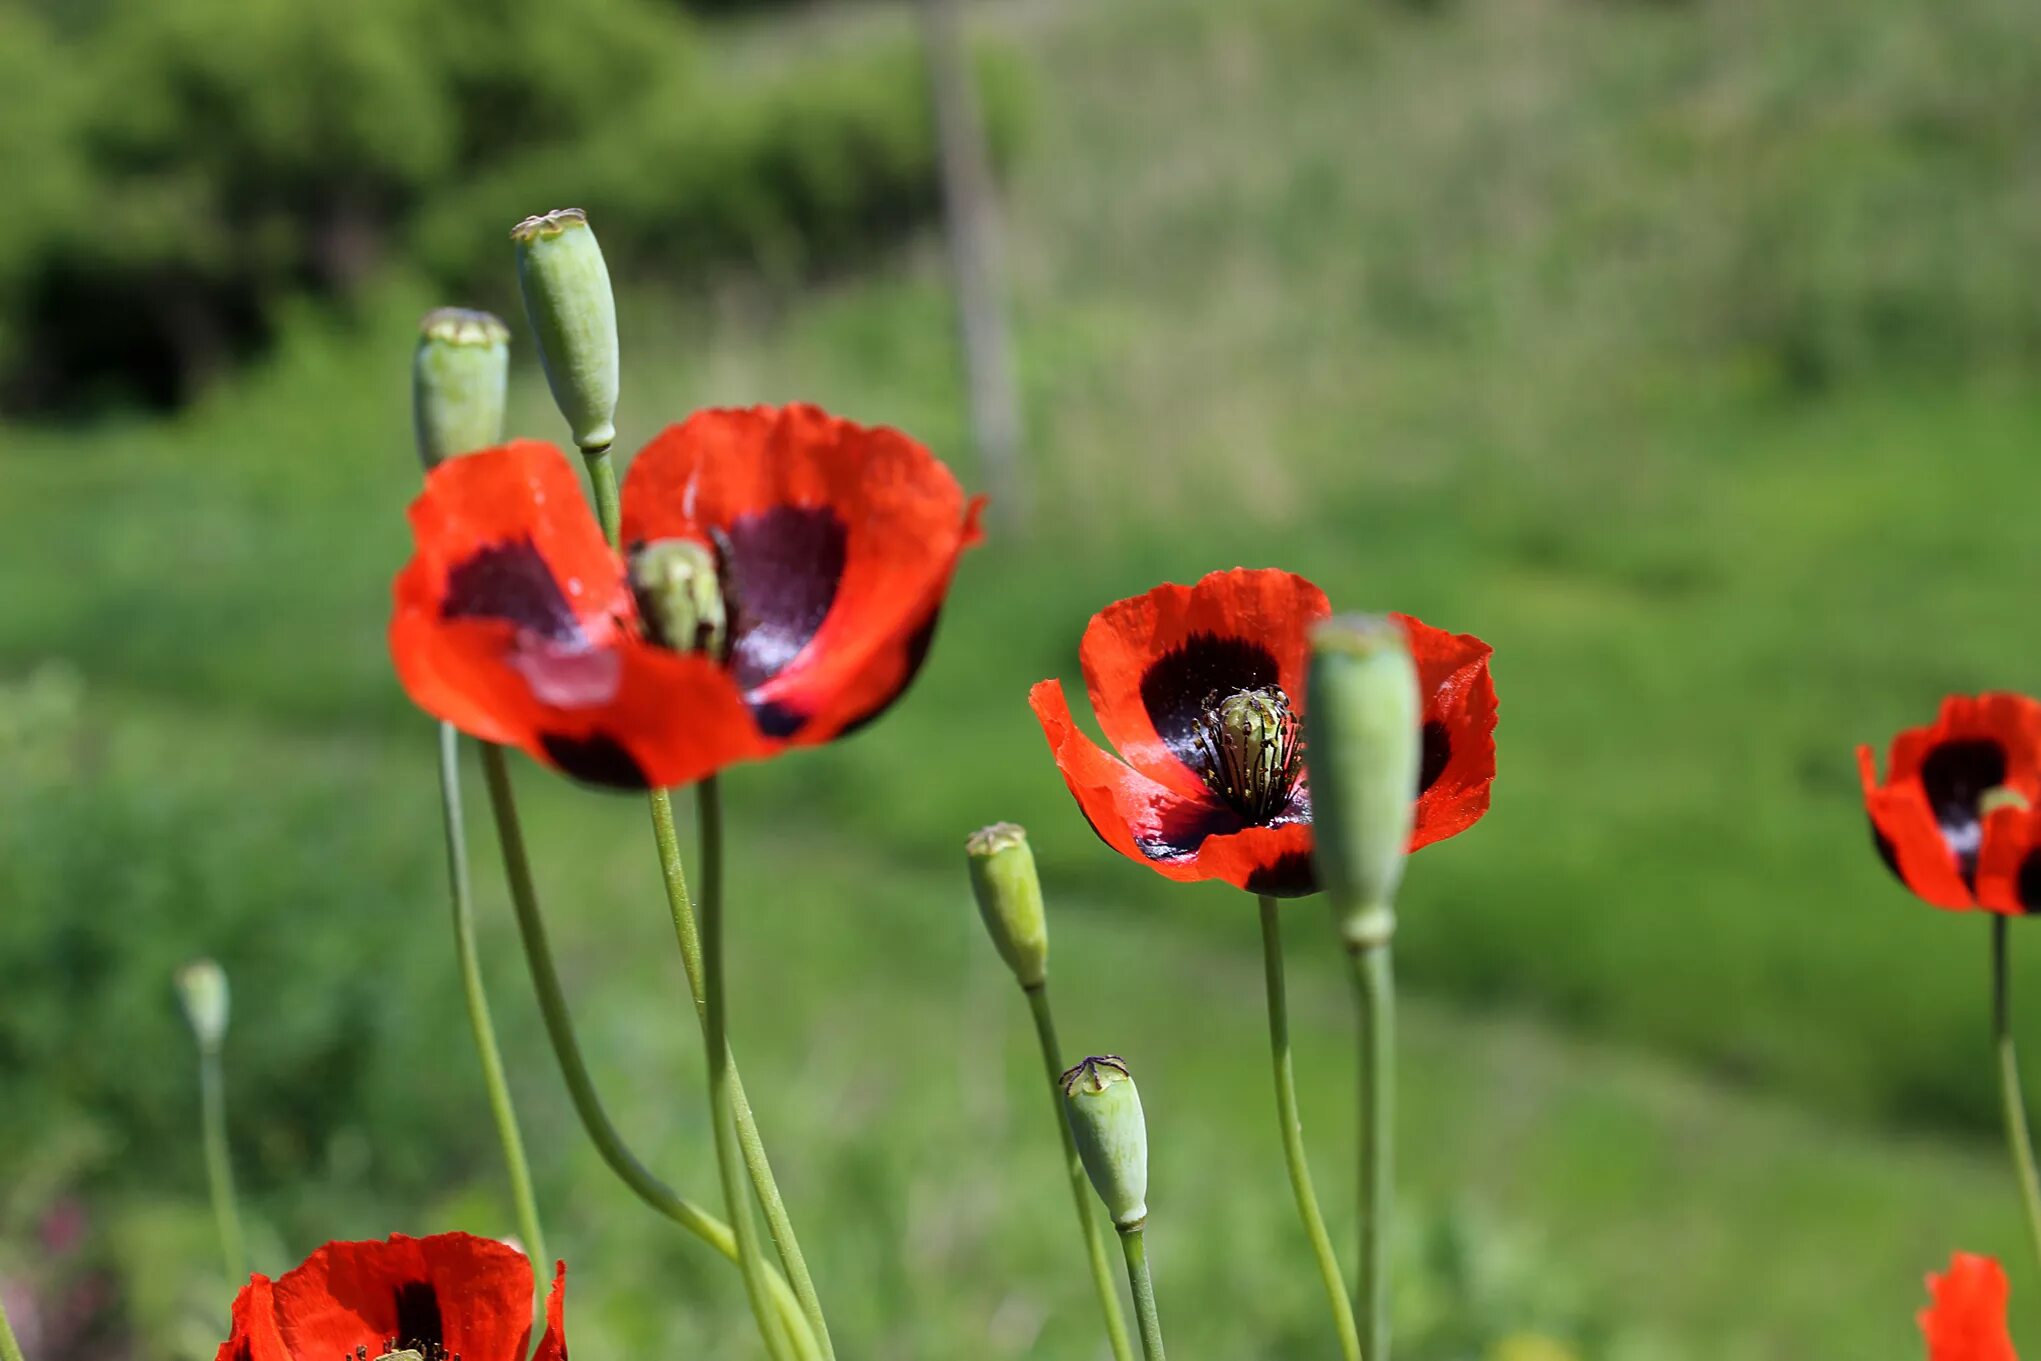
xmin=1131 ymin=797 xmax=1245 ymax=863
xmin=749 ymin=699 xmax=809 ymax=739
xmin=540 ymin=732 xmax=649 ymax=789
xmin=719 ymin=506 xmax=848 ymax=691
xmin=1418 ymin=720 xmax=1451 ymax=795
xmin=393 ymin=1282 xmax=444 ymax=1355
xmin=1140 ymin=634 xmax=1282 ymax=769
xmin=442 ymin=538 xmax=584 ymax=643
xmin=2018 ymin=850 xmax=2041 ymax=915
xmin=1246 ymin=851 xmax=1318 ymax=898
xmin=1919 ymin=738 xmax=2007 ymax=881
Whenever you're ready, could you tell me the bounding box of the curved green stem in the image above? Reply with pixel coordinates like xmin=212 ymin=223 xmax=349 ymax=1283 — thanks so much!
xmin=689 ymin=777 xmax=793 ymax=1360
xmin=438 ymin=722 xmax=547 ymax=1271
xmin=198 ymin=1036 xmax=247 ymax=1284
xmin=1118 ymin=1226 xmax=1167 ymax=1361
xmin=1992 ymin=915 xmax=2041 ymax=1274
xmin=0 ymin=1290 xmax=22 ymax=1361
xmin=1259 ymin=898 xmax=1362 ymax=1361
xmin=477 ymin=745 xmax=816 ymax=1354
xmin=1347 ymin=935 xmax=1395 ymax=1361
xmin=1024 ymin=985 xmax=1136 ymax=1361
xmin=583 ymin=444 xmax=622 ymax=544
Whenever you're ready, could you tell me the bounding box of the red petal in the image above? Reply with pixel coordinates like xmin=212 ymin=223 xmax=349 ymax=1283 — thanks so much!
xmin=532 ymin=1263 xmax=568 ymax=1361
xmin=1884 ymin=694 xmax=2041 ymax=792
xmin=272 ymin=1234 xmax=536 ymax=1361
xmin=1396 ymin=613 xmax=1497 ymax=851
xmin=620 ymin=405 xmax=980 ymax=742
xmin=1920 ymin=1253 xmax=2017 ymax=1361
xmin=1032 ymin=680 xmax=1311 ymax=894
xmin=1975 ymin=802 xmax=2041 ymax=916
xmin=1861 ymin=745 xmax=1976 ymax=910
xmin=216 ymin=1275 xmax=290 ymax=1361
xmin=1077 ymin=569 xmax=1331 ymax=799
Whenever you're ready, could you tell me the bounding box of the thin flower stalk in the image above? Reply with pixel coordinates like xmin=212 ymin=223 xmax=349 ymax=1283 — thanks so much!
xmin=1120 ymin=1227 xmax=1168 ymax=1361
xmin=1993 ymin=914 xmax=2041 ymax=1274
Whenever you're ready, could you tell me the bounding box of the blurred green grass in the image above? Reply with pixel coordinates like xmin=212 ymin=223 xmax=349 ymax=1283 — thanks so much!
xmin=5 ymin=0 xmax=2041 ymax=1353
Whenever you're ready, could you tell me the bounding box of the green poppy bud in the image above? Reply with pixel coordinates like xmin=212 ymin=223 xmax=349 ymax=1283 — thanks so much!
xmin=1062 ymin=1054 xmax=1149 ymax=1229
xmin=966 ymin=822 xmax=1049 ymax=989
xmin=628 ymin=539 xmax=728 ymax=657
xmin=512 ymin=208 xmax=620 ymax=452
xmin=1305 ymin=615 xmax=1420 ymax=947
xmin=412 ymin=307 xmax=510 ymax=470
xmin=174 ymin=958 xmax=229 ymax=1053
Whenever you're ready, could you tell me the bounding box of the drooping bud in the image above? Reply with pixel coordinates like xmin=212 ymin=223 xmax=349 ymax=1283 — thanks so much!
xmin=512 ymin=208 xmax=619 ymax=451
xmin=1062 ymin=1055 xmax=1149 ymax=1229
xmin=966 ymin=823 xmax=1048 ymax=988
xmin=174 ymin=959 xmax=229 ymax=1053
xmin=628 ymin=539 xmax=728 ymax=656
xmin=411 ymin=308 xmax=510 ymax=470
xmin=1305 ymin=615 xmax=1420 ymax=947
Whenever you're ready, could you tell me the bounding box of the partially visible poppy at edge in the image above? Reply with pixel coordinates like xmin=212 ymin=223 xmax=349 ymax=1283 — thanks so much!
xmin=1859 ymin=693 xmax=2041 ymax=913
xmin=1029 ymin=567 xmax=1497 ymax=897
xmin=390 ymin=403 xmax=985 ymax=790
xmin=217 ymin=1231 xmax=565 ymax=1361
xmin=1920 ymin=1252 xmax=2017 ymax=1361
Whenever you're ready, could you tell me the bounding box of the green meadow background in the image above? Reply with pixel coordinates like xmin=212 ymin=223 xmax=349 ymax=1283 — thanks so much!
xmin=4 ymin=0 xmax=2040 ymax=1356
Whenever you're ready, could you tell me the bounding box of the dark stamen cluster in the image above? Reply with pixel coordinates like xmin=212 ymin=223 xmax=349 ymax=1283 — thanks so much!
xmin=350 ymin=1343 xmax=461 ymax=1361
xmin=1189 ymin=686 xmax=1302 ymax=823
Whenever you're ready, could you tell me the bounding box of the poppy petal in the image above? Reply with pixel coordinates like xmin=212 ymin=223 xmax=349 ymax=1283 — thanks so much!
xmin=1975 ymin=804 xmax=2041 ymax=916
xmin=217 ymin=1275 xmax=290 ymax=1361
xmin=272 ymin=1234 xmax=535 ymax=1361
xmin=1076 ymin=569 xmax=1332 ymax=799
xmin=533 ymin=1263 xmax=568 ymax=1361
xmin=1877 ymin=694 xmax=2041 ymax=886
xmin=1861 ymin=745 xmax=1976 ymax=910
xmin=620 ymin=405 xmax=981 ymax=741
xmin=1396 ymin=613 xmax=1497 ymax=851
xmin=1033 ymin=679 xmax=1321 ymax=893
xmin=1920 ymin=1252 xmax=2017 ymax=1361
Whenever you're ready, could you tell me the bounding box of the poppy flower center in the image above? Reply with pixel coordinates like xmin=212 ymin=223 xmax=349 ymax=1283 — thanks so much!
xmin=1189 ymin=687 xmax=1302 ymax=823
xmin=628 ymin=538 xmax=729 ymax=658
xmin=347 ymin=1344 xmax=455 ymax=1361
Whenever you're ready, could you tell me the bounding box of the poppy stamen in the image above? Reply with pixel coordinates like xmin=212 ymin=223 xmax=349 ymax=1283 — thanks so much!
xmin=1190 ymin=687 xmax=1302 ymax=823
xmin=628 ymin=538 xmax=729 ymax=658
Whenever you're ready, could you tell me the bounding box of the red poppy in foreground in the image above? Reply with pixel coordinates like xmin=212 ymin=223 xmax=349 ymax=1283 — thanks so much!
xmin=391 ymin=404 xmax=984 ymax=789
xmin=1859 ymin=693 xmax=2041 ymax=912
xmin=1029 ymin=568 xmax=1496 ymax=897
xmin=1920 ymin=1252 xmax=2016 ymax=1361
xmin=217 ymin=1232 xmax=564 ymax=1361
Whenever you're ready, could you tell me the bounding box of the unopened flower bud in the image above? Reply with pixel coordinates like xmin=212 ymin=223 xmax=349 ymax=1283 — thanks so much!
xmin=174 ymin=959 xmax=229 ymax=1052
xmin=966 ymin=822 xmax=1048 ymax=989
xmin=628 ymin=539 xmax=727 ymax=656
xmin=1305 ymin=615 xmax=1420 ymax=946
xmin=1062 ymin=1055 xmax=1148 ymax=1229
xmin=512 ymin=208 xmax=619 ymax=451
xmin=412 ymin=308 xmax=510 ymax=470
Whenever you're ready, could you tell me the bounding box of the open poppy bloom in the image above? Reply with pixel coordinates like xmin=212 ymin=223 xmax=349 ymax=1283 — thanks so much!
xmin=1029 ymin=568 xmax=1496 ymax=897
xmin=217 ymin=1232 xmax=564 ymax=1361
xmin=1920 ymin=1252 xmax=2016 ymax=1361
xmin=1859 ymin=693 xmax=2041 ymax=912
xmin=391 ymin=404 xmax=983 ymax=789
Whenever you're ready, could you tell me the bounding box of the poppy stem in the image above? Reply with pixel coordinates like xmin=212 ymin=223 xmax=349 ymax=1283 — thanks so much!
xmin=1346 ymin=927 xmax=1395 ymax=1361
xmin=1023 ymin=983 xmax=1137 ymax=1361
xmin=1259 ymin=897 xmax=1363 ymax=1361
xmin=478 ymin=745 xmax=819 ymax=1357
xmin=583 ymin=444 xmax=623 ymax=547
xmin=1118 ymin=1225 xmax=1168 ymax=1361
xmin=689 ymin=776 xmax=798 ymax=1361
xmin=436 ymin=721 xmax=548 ymax=1274
xmin=1991 ymin=914 xmax=2041 ymax=1274
xmin=194 ymin=1012 xmax=247 ymax=1285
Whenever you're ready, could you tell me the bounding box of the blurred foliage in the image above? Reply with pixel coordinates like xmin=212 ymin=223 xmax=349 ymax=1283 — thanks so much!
xmin=0 ymin=0 xmax=1023 ymax=415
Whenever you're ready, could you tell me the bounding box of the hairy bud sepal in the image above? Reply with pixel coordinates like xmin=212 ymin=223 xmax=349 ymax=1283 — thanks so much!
xmin=1062 ymin=1055 xmax=1149 ymax=1229
xmin=174 ymin=959 xmax=229 ymax=1053
xmin=966 ymin=823 xmax=1049 ymax=988
xmin=1305 ymin=615 xmax=1420 ymax=944
xmin=412 ymin=308 xmax=510 ymax=470
xmin=512 ymin=208 xmax=620 ymax=452
xmin=629 ymin=539 xmax=728 ymax=656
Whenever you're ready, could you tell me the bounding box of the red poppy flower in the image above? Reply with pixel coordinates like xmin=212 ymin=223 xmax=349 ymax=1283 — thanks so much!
xmin=217 ymin=1232 xmax=565 ymax=1361
xmin=1859 ymin=693 xmax=2041 ymax=912
xmin=391 ymin=404 xmax=983 ymax=789
xmin=1029 ymin=568 xmax=1497 ymax=897
xmin=1919 ymin=1252 xmax=2016 ymax=1361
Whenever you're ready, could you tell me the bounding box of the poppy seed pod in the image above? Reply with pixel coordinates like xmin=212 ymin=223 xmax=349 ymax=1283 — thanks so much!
xmin=412 ymin=308 xmax=510 ymax=470
xmin=512 ymin=208 xmax=619 ymax=452
xmin=629 ymin=538 xmax=728 ymax=657
xmin=966 ymin=822 xmax=1049 ymax=988
xmin=1062 ymin=1055 xmax=1149 ymax=1229
xmin=174 ymin=958 xmax=229 ymax=1053
xmin=1305 ymin=615 xmax=1420 ymax=945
